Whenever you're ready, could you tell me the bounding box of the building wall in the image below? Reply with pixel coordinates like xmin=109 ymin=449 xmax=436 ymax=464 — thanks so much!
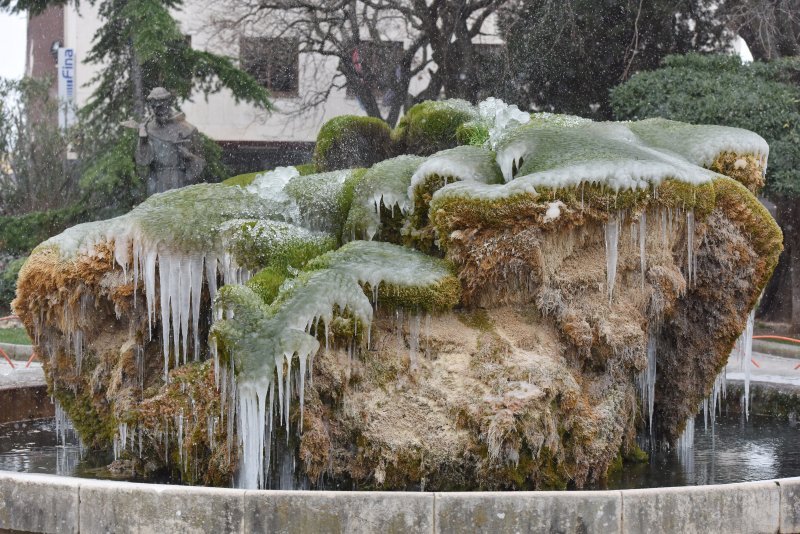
xmin=25 ymin=5 xmax=64 ymax=95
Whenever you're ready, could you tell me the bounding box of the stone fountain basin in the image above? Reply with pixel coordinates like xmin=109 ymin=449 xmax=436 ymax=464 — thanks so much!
xmin=0 ymin=470 xmax=797 ymax=533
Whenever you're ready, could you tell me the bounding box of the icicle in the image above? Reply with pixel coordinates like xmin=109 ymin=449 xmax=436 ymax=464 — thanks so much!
xmin=276 ymin=355 xmax=284 ymax=423
xmin=298 ymin=352 xmax=307 ymax=429
xmin=73 ymin=330 xmax=84 ymax=374
xmin=190 ymin=255 xmax=203 ymax=361
xmin=604 ymin=214 xmax=620 ymax=304
xmin=177 ymin=411 xmax=184 ymax=467
xmin=637 ymin=334 xmax=657 ymax=434
xmin=159 ymin=253 xmax=171 ymax=382
xmin=639 ymin=211 xmax=647 ymax=288
xmin=54 ymin=400 xmax=75 ymax=446
xmin=677 ymin=416 xmax=695 ymax=475
xmin=740 ymin=309 xmax=755 ymax=419
xmin=212 ymin=337 xmax=220 ymax=390
xmin=709 ymin=368 xmax=726 ymax=427
xmin=236 ymin=379 xmax=269 ymax=489
xmin=168 ymin=257 xmax=181 ymax=370
xmin=284 ymin=352 xmax=292 ymax=433
xmin=144 ymin=248 xmax=158 ymax=339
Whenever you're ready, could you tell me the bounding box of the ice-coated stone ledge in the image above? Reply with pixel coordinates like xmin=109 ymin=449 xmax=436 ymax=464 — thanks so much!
xmin=0 ymin=471 xmax=798 ymax=533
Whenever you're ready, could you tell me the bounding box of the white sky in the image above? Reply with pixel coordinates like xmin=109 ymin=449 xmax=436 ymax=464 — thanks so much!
xmin=0 ymin=11 xmax=27 ymax=80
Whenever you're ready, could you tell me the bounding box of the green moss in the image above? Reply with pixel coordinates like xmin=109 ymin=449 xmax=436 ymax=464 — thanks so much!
xmin=624 ymin=443 xmax=649 ymax=463
xmin=294 ymin=163 xmax=317 ymax=176
xmin=246 ymin=267 xmax=287 ymax=305
xmin=52 ymin=383 xmax=117 ymax=446
xmin=393 ymin=99 xmax=479 ymax=156
xmin=431 ymin=191 xmax=541 ymax=246
xmin=222 ymin=219 xmax=336 ymax=274
xmin=655 ymin=179 xmax=716 ymax=217
xmin=430 ymin=177 xmax=717 ymax=253
xmin=222 ymin=171 xmax=262 ymax=187
xmin=455 ymin=122 xmax=490 ymax=147
xmin=314 ymin=115 xmax=393 ymax=172
xmin=405 ymin=146 xmax=503 ymax=251
xmin=369 ymin=276 xmax=462 ymax=313
xmin=713 ymin=176 xmax=784 ymax=290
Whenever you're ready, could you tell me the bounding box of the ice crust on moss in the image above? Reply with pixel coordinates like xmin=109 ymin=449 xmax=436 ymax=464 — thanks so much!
xmin=408 ymin=146 xmax=503 ymax=209
xmin=343 ymin=155 xmax=424 ymax=240
xmin=283 ymin=169 xmax=357 ymax=234
xmin=498 ymin=122 xmax=723 ymax=187
xmin=40 ymin=178 xmax=342 ymax=380
xmin=220 ymin=219 xmax=335 ymax=273
xmin=245 ymin=166 xmax=302 ymax=223
xmin=211 ymin=240 xmax=457 ymax=488
xmin=432 ymin=119 xmax=760 ymax=205
xmin=628 ymin=118 xmax=769 ymax=169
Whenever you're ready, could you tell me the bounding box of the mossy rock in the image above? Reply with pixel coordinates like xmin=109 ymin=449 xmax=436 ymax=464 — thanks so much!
xmin=313 ymin=115 xmax=393 ymax=172
xmin=220 ymin=219 xmax=336 ymax=273
xmin=223 ymin=164 xmax=316 ymax=188
xmin=394 ymin=99 xmax=479 ymax=156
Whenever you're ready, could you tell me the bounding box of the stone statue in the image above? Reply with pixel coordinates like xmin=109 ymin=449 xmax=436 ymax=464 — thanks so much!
xmin=122 ymin=87 xmax=206 ymax=195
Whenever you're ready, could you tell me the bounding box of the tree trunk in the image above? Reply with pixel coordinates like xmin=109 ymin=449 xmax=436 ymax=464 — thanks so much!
xmin=770 ymin=198 xmax=800 ymax=332
xmin=760 ymin=198 xmax=793 ymax=322
xmin=787 ymin=199 xmax=800 ymax=332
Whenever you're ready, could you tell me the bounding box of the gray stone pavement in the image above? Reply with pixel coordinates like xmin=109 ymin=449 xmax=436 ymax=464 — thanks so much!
xmin=0 ymin=359 xmax=44 ymax=390
xmin=726 ymin=351 xmax=800 ymax=388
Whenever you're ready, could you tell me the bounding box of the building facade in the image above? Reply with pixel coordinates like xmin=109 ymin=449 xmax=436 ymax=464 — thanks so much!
xmin=26 ymin=2 xmax=501 ymax=174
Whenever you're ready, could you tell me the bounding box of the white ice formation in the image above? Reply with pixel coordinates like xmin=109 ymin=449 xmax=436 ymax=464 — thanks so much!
xmin=212 ymin=241 xmax=456 ymax=488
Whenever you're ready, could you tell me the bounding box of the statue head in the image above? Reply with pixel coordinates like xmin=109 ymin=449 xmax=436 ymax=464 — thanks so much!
xmin=146 ymin=87 xmax=175 ymax=125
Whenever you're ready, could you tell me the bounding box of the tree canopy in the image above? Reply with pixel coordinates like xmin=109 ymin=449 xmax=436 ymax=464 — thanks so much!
xmin=498 ymin=0 xmax=728 ymax=119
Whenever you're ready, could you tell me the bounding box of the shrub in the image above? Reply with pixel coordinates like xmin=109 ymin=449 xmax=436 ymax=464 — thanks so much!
xmin=0 ymin=256 xmax=27 ymax=310
xmin=0 ymin=204 xmax=87 ymax=254
xmin=313 ymin=115 xmax=393 ymax=171
xmin=393 ymin=99 xmax=479 ymax=156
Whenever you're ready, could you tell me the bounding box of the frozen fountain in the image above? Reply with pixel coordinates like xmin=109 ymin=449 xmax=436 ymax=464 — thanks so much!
xmin=11 ymin=98 xmax=783 ymax=493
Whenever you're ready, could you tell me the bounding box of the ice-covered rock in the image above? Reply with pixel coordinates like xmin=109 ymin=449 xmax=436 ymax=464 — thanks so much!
xmin=13 ymin=102 xmax=782 ymax=491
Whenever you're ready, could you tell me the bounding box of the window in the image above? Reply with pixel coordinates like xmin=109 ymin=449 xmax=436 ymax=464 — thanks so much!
xmin=240 ymin=37 xmax=299 ymax=95
xmin=346 ymin=41 xmax=404 ymax=98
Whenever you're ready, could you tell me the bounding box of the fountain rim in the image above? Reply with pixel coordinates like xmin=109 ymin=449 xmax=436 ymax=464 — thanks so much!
xmin=0 ymin=469 xmax=797 ymax=533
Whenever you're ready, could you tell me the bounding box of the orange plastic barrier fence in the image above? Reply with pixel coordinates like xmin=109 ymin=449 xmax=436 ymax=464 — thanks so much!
xmin=752 ymin=335 xmax=800 ymax=344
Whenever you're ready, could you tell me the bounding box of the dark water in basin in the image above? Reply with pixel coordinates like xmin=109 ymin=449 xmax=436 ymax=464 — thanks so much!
xmin=602 ymin=412 xmax=800 ymax=490
xmin=1 ymin=413 xmax=798 ymax=488
xmin=0 ymin=419 xmax=122 ymax=480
